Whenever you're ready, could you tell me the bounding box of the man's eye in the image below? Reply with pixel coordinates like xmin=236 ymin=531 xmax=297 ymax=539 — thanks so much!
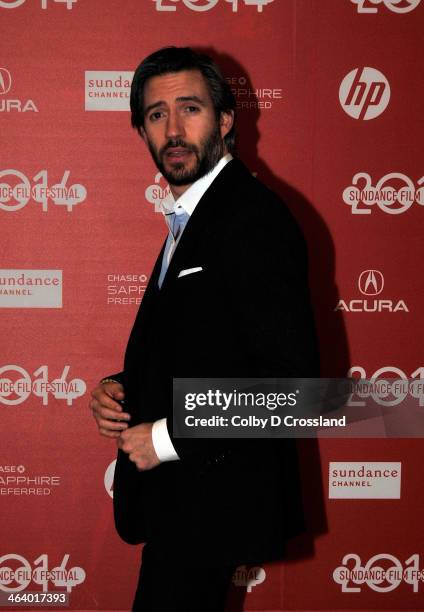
xmin=185 ymin=106 xmax=199 ymax=113
xmin=149 ymin=111 xmax=163 ymax=122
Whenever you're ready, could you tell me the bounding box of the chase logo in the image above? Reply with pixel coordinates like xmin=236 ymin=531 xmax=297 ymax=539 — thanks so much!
xmin=358 ymin=270 xmax=384 ymax=296
xmin=0 ymin=68 xmax=11 ymax=95
xmin=339 ymin=67 xmax=390 ymax=120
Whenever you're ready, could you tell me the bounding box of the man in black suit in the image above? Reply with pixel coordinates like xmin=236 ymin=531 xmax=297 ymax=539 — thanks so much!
xmin=90 ymin=47 xmax=319 ymax=612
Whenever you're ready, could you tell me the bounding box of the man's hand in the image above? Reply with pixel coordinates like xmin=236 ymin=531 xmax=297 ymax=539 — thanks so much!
xmin=90 ymin=381 xmax=130 ymax=438
xmin=117 ymin=423 xmax=161 ymax=471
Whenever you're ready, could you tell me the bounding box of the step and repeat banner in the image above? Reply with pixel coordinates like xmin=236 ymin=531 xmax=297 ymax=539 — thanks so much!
xmin=1 ymin=0 xmax=423 ymax=610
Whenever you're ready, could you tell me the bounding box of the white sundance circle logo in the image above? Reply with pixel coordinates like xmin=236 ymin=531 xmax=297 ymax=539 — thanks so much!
xmin=104 ymin=459 xmax=116 ymax=498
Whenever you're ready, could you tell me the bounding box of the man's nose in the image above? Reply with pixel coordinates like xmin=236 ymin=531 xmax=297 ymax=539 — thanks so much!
xmin=165 ymin=111 xmax=184 ymax=139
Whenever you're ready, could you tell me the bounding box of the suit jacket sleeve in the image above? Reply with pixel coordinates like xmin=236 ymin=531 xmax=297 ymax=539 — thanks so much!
xmin=102 ymin=372 xmax=125 ymax=386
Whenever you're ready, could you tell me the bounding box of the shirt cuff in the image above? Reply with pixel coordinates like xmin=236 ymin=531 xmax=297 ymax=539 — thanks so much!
xmin=152 ymin=418 xmax=180 ymax=462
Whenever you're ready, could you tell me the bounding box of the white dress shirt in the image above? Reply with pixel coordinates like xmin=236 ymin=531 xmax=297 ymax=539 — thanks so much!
xmin=152 ymin=153 xmax=233 ymax=462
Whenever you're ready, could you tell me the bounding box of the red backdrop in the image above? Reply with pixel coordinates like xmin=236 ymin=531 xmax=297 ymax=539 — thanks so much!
xmin=1 ymin=0 xmax=424 ymax=610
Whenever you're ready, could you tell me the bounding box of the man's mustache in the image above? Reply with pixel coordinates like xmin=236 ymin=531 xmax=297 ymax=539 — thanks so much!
xmin=160 ymin=140 xmax=198 ymax=156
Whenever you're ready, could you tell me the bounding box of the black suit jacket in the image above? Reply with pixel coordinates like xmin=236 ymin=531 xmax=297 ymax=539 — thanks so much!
xmin=112 ymin=158 xmax=319 ymax=565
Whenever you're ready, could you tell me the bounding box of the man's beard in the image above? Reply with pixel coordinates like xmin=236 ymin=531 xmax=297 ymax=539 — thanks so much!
xmin=147 ymin=122 xmax=224 ymax=186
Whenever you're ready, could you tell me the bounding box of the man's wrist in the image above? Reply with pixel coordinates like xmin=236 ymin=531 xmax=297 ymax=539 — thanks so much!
xmin=152 ymin=418 xmax=180 ymax=462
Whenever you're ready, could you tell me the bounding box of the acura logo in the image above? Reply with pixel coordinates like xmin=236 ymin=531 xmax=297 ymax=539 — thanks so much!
xmin=0 ymin=68 xmax=12 ymax=95
xmin=358 ymin=270 xmax=384 ymax=296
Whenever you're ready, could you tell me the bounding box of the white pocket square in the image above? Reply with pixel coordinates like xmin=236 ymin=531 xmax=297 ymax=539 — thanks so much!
xmin=178 ymin=267 xmax=203 ymax=278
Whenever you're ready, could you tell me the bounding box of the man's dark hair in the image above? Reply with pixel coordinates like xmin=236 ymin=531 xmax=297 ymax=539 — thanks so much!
xmin=130 ymin=46 xmax=237 ymax=155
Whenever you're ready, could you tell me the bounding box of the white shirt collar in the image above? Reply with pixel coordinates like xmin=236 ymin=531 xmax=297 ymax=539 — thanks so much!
xmin=160 ymin=153 xmax=233 ymax=217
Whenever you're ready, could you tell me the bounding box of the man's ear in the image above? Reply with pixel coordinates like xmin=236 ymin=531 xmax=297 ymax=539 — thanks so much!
xmin=219 ymin=110 xmax=234 ymax=139
xmin=139 ymin=126 xmax=147 ymax=142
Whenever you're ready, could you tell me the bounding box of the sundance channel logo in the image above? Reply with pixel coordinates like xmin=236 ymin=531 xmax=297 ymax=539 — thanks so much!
xmin=0 ymin=270 xmax=62 ymax=308
xmin=85 ymin=71 xmax=133 ymax=111
xmin=329 ymin=462 xmax=401 ymax=499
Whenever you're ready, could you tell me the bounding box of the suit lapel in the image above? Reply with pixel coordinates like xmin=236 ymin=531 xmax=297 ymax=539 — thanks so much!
xmin=124 ymin=238 xmax=166 ymax=357
xmin=159 ymin=159 xmax=247 ymax=292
